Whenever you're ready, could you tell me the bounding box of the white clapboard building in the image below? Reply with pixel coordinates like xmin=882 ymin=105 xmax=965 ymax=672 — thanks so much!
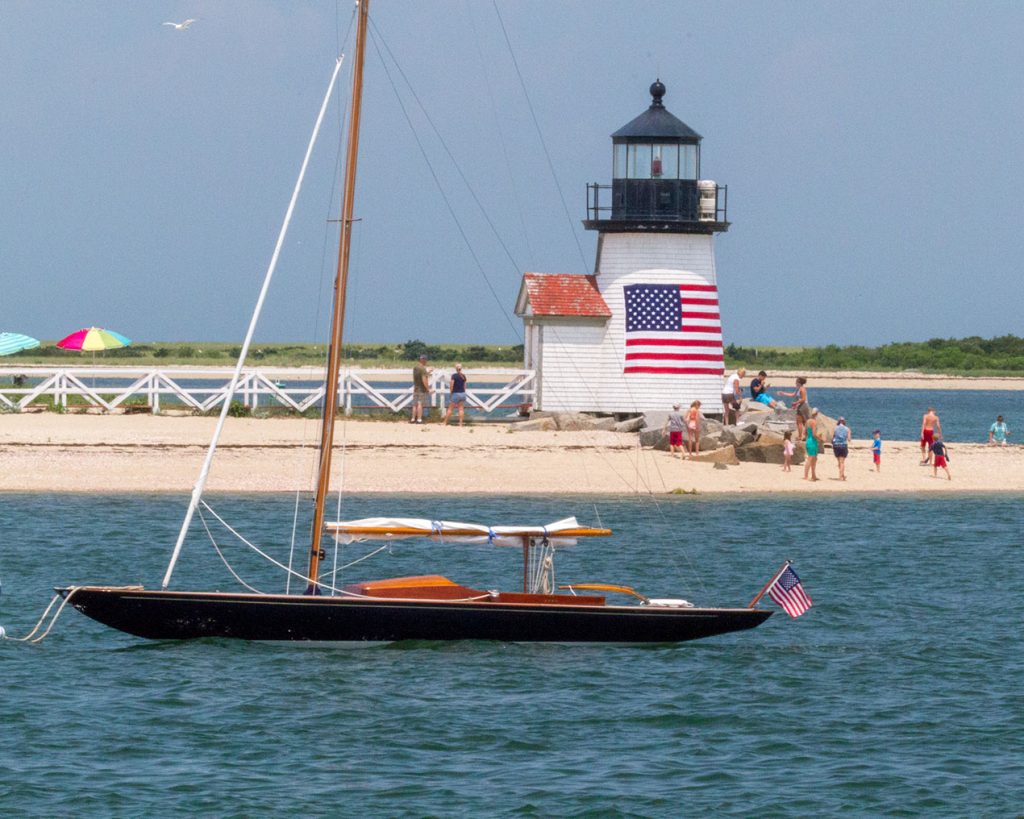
xmin=515 ymin=80 xmax=731 ymax=414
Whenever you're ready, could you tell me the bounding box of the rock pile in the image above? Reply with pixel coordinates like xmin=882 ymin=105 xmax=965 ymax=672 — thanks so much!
xmin=640 ymin=404 xmax=812 ymax=465
xmin=508 ymin=411 xmax=619 ymax=433
xmin=508 ymin=403 xmax=840 ymax=468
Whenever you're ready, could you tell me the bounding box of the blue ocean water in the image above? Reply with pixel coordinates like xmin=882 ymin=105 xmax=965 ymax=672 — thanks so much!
xmin=808 ymin=387 xmax=1021 ymax=443
xmin=1 ymin=492 xmax=1022 ymax=816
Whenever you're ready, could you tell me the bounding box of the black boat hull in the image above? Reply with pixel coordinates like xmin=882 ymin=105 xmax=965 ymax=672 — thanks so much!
xmin=61 ymin=586 xmax=772 ymax=643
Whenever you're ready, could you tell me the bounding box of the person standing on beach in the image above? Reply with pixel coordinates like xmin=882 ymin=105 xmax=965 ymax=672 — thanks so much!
xmin=920 ymin=408 xmax=942 ymax=464
xmin=831 ymin=417 xmax=851 ymax=481
xmin=665 ymin=404 xmax=686 ymax=458
xmin=685 ymin=400 xmax=703 ymax=458
xmin=442 ymin=363 xmax=468 ymax=426
xmin=931 ymin=436 xmax=951 ymax=480
xmin=721 ymin=368 xmax=745 ymax=425
xmin=871 ymin=429 xmax=882 ymax=472
xmin=782 ymin=430 xmax=795 ymax=472
xmin=411 ymin=354 xmax=430 ymax=424
xmin=989 ymin=415 xmax=1010 ymax=446
xmin=803 ymin=408 xmax=821 ymax=481
xmin=779 ymin=377 xmax=810 ymax=440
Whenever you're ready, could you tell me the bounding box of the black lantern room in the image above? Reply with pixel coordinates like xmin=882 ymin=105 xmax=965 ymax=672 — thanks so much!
xmin=584 ymin=80 xmax=728 ymax=233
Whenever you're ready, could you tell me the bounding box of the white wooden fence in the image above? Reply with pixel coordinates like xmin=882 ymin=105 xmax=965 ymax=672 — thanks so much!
xmin=0 ymin=366 xmax=536 ymax=417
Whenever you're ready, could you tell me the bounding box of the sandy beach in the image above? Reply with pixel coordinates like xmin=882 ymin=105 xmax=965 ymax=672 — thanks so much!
xmin=1 ymin=413 xmax=1020 ymax=495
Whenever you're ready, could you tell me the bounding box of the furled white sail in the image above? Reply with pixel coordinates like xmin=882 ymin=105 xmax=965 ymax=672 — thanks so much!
xmin=325 ymin=516 xmax=610 ymax=547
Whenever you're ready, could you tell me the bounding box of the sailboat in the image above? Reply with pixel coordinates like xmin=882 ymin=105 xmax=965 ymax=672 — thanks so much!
xmin=58 ymin=0 xmax=773 ymax=644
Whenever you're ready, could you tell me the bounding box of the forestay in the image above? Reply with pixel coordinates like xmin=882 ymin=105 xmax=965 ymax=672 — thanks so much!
xmin=325 ymin=516 xmax=611 ymax=547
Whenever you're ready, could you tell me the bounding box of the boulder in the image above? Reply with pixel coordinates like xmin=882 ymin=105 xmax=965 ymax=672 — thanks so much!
xmin=613 ymin=416 xmax=646 ymax=433
xmin=699 ymin=434 xmax=721 ymax=452
xmin=755 ymin=429 xmax=787 ymax=446
xmin=552 ymin=412 xmax=592 ymax=430
xmin=701 ymin=417 xmax=725 ymax=437
xmin=719 ymin=425 xmax=756 ymax=448
xmin=736 ymin=438 xmax=806 ymax=465
xmin=640 ymin=427 xmax=668 ymax=449
xmin=642 ymin=411 xmax=669 ymax=431
xmin=811 ymin=412 xmax=838 ymax=445
xmin=550 ymin=412 xmax=617 ymax=431
xmin=508 ymin=417 xmax=556 ymax=432
xmin=690 ymin=445 xmax=740 ymax=465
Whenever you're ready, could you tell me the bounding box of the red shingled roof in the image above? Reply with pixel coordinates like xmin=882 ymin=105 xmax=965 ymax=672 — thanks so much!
xmin=520 ymin=273 xmax=611 ymax=318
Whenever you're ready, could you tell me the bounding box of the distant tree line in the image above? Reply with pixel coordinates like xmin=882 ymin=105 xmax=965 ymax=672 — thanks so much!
xmin=725 ymin=335 xmax=1024 ymax=373
xmin=393 ymin=340 xmax=524 ymax=363
xmin=10 ymin=340 xmax=525 ymax=365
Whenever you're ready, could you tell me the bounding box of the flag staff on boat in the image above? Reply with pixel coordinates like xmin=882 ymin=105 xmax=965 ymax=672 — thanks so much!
xmin=747 ymin=560 xmax=793 ymax=608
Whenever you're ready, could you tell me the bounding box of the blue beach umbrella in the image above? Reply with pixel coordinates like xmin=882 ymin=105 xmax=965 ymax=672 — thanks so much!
xmin=0 ymin=332 xmax=41 ymax=356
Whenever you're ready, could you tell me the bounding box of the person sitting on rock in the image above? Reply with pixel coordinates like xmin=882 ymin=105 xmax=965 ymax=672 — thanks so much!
xmin=749 ymin=370 xmax=786 ymax=410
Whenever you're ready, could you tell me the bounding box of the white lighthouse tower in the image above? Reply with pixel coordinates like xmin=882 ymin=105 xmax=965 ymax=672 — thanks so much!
xmin=516 ymin=80 xmax=729 ymax=414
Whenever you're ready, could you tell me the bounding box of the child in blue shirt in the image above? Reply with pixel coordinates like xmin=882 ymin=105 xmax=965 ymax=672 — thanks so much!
xmin=871 ymin=430 xmax=881 ymax=472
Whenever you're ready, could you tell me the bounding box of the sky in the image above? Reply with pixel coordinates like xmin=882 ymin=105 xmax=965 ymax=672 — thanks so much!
xmin=2 ymin=1 xmax=1023 ymax=348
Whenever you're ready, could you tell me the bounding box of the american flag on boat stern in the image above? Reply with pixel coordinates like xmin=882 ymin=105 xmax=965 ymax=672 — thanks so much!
xmin=623 ymin=283 xmax=725 ymax=375
xmin=767 ymin=565 xmax=813 ymax=618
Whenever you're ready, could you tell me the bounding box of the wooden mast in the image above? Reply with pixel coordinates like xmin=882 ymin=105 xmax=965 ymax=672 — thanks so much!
xmin=306 ymin=0 xmax=371 ymax=593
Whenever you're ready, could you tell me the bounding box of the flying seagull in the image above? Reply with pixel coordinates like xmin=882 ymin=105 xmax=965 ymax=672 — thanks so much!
xmin=162 ymin=19 xmax=197 ymax=30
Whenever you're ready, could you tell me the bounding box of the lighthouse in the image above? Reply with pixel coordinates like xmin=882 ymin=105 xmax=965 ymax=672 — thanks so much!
xmin=516 ymin=80 xmax=729 ymax=414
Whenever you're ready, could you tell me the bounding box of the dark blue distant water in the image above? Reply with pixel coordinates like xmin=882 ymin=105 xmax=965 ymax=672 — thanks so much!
xmin=799 ymin=387 xmax=1021 ymax=443
xmin=1 ymin=492 xmax=1022 ymax=816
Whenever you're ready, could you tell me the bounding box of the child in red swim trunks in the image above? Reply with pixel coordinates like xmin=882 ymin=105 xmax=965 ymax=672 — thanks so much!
xmin=871 ymin=429 xmax=881 ymax=472
xmin=665 ymin=404 xmax=685 ymax=459
xmin=930 ymin=437 xmax=951 ymax=480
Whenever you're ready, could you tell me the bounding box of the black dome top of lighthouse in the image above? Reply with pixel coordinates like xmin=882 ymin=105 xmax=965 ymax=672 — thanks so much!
xmin=611 ymin=80 xmax=702 ymax=142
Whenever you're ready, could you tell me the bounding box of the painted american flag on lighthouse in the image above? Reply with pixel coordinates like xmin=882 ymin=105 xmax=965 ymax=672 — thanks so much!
xmin=623 ymin=282 xmax=725 ymax=375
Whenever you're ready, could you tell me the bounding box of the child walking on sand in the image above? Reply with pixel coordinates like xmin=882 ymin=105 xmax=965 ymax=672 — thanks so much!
xmin=686 ymin=400 xmax=703 ymax=458
xmin=871 ymin=429 xmax=882 ymax=472
xmin=665 ymin=404 xmax=686 ymax=459
xmin=931 ymin=437 xmax=951 ymax=480
xmin=782 ymin=430 xmax=794 ymax=472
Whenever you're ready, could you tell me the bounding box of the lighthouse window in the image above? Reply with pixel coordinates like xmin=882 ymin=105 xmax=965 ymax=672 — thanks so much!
xmin=680 ymin=145 xmax=698 ymax=180
xmin=613 ymin=144 xmax=627 ymax=178
xmin=629 ymin=144 xmax=652 ymax=179
xmin=657 ymin=144 xmax=679 ymax=179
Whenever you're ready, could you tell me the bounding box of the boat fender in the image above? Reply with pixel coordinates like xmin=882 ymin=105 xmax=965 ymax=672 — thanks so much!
xmin=644 ymin=598 xmax=694 ymax=608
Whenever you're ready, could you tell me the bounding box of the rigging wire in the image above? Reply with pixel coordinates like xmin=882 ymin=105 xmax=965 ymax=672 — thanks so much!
xmin=366 ymin=20 xmax=522 ymax=340
xmin=161 ymin=54 xmax=347 ymax=590
xmin=490 ymin=1 xmax=589 ymax=275
xmin=487 ymin=4 xmax=712 ymax=593
xmin=368 ymin=15 xmax=527 ymax=285
xmin=197 ymin=502 xmax=491 ymax=602
xmin=287 ymin=5 xmax=359 ymax=593
xmin=364 ymin=5 xmax=665 ymax=513
xmin=465 ymin=0 xmax=535 ymax=262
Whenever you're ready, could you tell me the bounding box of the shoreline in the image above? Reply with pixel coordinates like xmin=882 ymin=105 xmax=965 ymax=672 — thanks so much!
xmin=3 ymin=364 xmax=1024 ymax=391
xmin=1 ymin=415 xmax=1020 ymax=495
xmin=756 ymin=370 xmax=1024 ymax=390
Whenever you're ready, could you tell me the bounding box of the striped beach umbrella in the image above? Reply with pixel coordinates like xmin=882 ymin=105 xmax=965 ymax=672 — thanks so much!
xmin=0 ymin=332 xmax=41 ymax=356
xmin=57 ymin=327 xmax=132 ymax=352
